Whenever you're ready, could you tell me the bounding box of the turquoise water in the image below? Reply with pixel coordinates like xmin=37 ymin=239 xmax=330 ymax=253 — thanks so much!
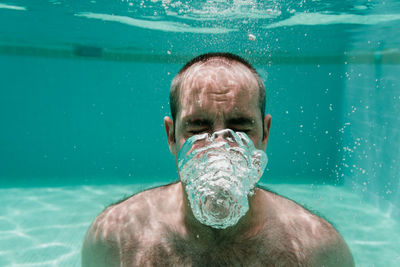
xmin=1 ymin=0 xmax=400 ymax=266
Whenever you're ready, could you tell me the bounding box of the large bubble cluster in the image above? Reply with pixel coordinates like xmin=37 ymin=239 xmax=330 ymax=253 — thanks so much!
xmin=178 ymin=129 xmax=267 ymax=229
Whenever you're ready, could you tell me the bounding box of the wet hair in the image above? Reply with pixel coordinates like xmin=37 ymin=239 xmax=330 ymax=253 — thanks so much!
xmin=169 ymin=52 xmax=266 ymax=123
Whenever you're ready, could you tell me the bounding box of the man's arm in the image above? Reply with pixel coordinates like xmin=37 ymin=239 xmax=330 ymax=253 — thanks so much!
xmin=81 ymin=214 xmax=121 ymax=267
xmin=310 ymin=231 xmax=355 ymax=267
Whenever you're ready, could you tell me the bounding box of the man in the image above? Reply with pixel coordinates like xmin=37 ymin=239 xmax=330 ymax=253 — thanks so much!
xmin=82 ymin=52 xmax=354 ymax=266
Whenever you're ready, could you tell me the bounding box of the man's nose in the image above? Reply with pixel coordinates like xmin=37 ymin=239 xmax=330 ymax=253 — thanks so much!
xmin=211 ymin=129 xmax=235 ymax=142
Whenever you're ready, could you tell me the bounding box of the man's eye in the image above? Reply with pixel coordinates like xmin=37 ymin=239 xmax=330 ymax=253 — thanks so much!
xmin=189 ymin=129 xmax=208 ymax=134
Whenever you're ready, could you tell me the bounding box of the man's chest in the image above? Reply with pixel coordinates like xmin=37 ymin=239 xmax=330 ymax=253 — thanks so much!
xmin=126 ymin=236 xmax=303 ymax=267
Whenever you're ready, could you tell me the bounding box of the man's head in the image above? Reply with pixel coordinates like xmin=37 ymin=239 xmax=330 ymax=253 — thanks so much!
xmin=164 ymin=52 xmax=271 ymax=157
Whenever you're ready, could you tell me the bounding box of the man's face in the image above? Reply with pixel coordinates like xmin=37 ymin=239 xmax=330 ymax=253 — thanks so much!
xmin=165 ymin=62 xmax=271 ymax=158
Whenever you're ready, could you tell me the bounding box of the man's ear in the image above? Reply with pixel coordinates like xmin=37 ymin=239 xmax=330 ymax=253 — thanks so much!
xmin=262 ymin=114 xmax=271 ymax=150
xmin=164 ymin=116 xmax=177 ymax=156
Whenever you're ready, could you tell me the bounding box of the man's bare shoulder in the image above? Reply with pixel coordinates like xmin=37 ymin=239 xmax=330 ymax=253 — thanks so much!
xmin=256 ymin=187 xmax=354 ymax=266
xmin=82 ymin=182 xmax=183 ymax=267
xmin=92 ymin=183 xmax=180 ymax=228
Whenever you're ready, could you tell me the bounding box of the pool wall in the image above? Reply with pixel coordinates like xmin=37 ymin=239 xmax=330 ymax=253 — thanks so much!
xmin=342 ymin=61 xmax=400 ymax=220
xmin=1 ymin=53 xmax=344 ymax=185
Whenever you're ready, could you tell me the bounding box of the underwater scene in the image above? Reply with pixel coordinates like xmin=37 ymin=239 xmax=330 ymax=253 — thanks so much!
xmin=0 ymin=0 xmax=400 ymax=266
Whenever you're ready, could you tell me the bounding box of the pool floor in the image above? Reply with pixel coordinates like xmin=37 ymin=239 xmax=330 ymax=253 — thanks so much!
xmin=0 ymin=182 xmax=399 ymax=266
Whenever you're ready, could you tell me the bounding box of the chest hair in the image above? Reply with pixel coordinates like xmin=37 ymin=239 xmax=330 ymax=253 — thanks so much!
xmin=136 ymin=232 xmax=306 ymax=267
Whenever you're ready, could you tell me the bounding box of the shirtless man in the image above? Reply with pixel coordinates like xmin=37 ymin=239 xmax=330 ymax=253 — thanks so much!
xmin=82 ymin=53 xmax=354 ymax=266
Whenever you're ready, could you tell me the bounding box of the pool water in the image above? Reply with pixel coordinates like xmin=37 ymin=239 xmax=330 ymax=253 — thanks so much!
xmin=1 ymin=0 xmax=400 ymax=266
xmin=1 ymin=183 xmax=399 ymax=267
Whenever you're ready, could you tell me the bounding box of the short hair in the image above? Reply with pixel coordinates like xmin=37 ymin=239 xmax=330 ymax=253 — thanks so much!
xmin=169 ymin=52 xmax=266 ymax=123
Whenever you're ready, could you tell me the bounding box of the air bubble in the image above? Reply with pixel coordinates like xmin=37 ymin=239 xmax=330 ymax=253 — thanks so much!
xmin=248 ymin=34 xmax=256 ymax=41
